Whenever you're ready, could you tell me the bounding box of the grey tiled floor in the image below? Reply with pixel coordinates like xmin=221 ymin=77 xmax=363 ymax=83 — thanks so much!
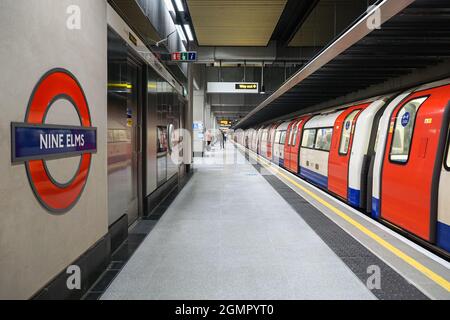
xmin=101 ymin=143 xmax=375 ymax=300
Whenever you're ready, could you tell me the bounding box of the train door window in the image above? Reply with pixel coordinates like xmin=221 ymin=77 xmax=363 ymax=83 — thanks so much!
xmin=292 ymin=120 xmax=303 ymax=146
xmin=289 ymin=122 xmax=297 ymax=145
xmin=390 ymin=97 xmax=428 ymax=163
xmin=275 ymin=131 xmax=282 ymax=144
xmin=280 ymin=131 xmax=287 ymax=144
xmin=302 ymin=129 xmax=316 ymax=148
xmin=339 ymin=110 xmax=360 ymax=155
xmin=315 ymin=128 xmax=333 ymax=151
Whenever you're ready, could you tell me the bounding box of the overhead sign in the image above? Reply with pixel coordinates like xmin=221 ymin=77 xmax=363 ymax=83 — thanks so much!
xmin=207 ymin=82 xmax=259 ymax=94
xmin=235 ymin=83 xmax=258 ymax=90
xmin=11 ymin=69 xmax=97 ymax=213
xmin=220 ymin=120 xmax=232 ymax=127
xmin=171 ymin=51 xmax=197 ymax=62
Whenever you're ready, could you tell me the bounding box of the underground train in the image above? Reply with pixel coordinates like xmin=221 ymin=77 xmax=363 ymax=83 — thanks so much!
xmin=234 ymin=79 xmax=450 ymax=256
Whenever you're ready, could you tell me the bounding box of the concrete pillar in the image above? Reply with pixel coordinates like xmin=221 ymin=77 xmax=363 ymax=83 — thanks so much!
xmin=192 ymin=64 xmax=207 ymax=157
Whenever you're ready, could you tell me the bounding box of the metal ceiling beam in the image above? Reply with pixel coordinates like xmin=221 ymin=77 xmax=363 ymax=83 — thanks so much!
xmin=236 ymin=0 xmax=415 ymax=129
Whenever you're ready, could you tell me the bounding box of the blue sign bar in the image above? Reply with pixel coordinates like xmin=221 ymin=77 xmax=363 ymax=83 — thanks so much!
xmin=12 ymin=123 xmax=97 ymax=163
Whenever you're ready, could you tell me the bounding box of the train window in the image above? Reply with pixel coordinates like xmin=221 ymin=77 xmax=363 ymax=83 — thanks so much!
xmin=275 ymin=131 xmax=282 ymax=144
xmin=302 ymin=129 xmax=316 ymax=148
xmin=339 ymin=110 xmax=360 ymax=155
xmin=292 ymin=121 xmax=303 ymax=146
xmin=289 ymin=127 xmax=296 ymax=146
xmin=390 ymin=97 xmax=428 ymax=163
xmin=280 ymin=131 xmax=287 ymax=144
xmin=288 ymin=122 xmax=297 ymax=146
xmin=315 ymin=128 xmax=333 ymax=151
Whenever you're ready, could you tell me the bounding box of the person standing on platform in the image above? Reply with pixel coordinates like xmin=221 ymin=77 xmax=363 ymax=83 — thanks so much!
xmin=205 ymin=130 xmax=212 ymax=151
xmin=221 ymin=131 xmax=226 ymax=149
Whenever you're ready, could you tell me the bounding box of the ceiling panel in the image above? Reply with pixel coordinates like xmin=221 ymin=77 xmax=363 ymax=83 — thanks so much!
xmin=187 ymin=0 xmax=287 ymax=46
xmin=289 ymin=0 xmax=370 ymax=47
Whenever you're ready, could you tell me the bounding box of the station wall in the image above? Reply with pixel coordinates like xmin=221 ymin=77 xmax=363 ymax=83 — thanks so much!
xmin=0 ymin=0 xmax=108 ymax=299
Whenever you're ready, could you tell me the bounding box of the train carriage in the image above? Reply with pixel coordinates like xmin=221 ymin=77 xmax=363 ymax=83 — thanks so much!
xmin=299 ymin=112 xmax=343 ymax=189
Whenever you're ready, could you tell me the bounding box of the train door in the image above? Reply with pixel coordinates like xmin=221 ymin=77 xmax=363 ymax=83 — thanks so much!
xmin=329 ymin=105 xmax=366 ymax=201
xmin=380 ymin=86 xmax=450 ymax=242
xmin=288 ymin=118 xmax=307 ymax=173
xmin=284 ymin=121 xmax=296 ymax=171
xmin=107 ymin=46 xmax=143 ymax=226
xmin=437 ymin=124 xmax=450 ymax=251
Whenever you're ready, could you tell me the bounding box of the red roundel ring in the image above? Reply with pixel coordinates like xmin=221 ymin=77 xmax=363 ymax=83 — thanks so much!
xmin=25 ymin=69 xmax=93 ymax=213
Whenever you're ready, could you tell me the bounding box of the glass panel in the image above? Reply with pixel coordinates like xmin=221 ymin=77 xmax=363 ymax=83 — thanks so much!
xmin=288 ymin=122 xmax=297 ymax=146
xmin=302 ymin=129 xmax=316 ymax=148
xmin=288 ymin=123 xmax=295 ymax=146
xmin=339 ymin=110 xmax=360 ymax=155
xmin=157 ymin=126 xmax=168 ymax=153
xmin=390 ymin=97 xmax=428 ymax=163
xmin=280 ymin=131 xmax=287 ymax=144
xmin=275 ymin=131 xmax=281 ymax=144
xmin=315 ymin=128 xmax=333 ymax=151
xmin=292 ymin=120 xmax=302 ymax=146
xmin=168 ymin=124 xmax=175 ymax=152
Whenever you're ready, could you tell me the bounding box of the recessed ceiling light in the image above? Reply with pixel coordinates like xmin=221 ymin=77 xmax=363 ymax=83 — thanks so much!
xmin=184 ymin=24 xmax=194 ymax=41
xmin=174 ymin=0 xmax=184 ymax=12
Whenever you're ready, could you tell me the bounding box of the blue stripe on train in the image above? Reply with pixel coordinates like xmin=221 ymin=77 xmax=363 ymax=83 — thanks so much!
xmin=279 ymin=158 xmax=284 ymax=167
xmin=299 ymin=167 xmax=328 ymax=189
xmin=348 ymin=188 xmax=360 ymax=208
xmin=372 ymin=197 xmax=380 ymax=219
xmin=437 ymin=222 xmax=450 ymax=253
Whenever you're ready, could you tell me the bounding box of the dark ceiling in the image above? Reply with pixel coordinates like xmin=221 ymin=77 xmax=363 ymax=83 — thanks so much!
xmin=236 ymin=0 xmax=450 ymax=128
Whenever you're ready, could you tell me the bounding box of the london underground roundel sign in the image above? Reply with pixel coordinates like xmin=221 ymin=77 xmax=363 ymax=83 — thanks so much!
xmin=11 ymin=69 xmax=97 ymax=213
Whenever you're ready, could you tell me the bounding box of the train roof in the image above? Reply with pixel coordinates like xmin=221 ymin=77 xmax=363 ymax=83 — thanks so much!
xmin=304 ymin=111 xmax=345 ymax=129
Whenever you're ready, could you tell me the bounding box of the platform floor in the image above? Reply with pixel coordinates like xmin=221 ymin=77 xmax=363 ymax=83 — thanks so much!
xmin=101 ymin=143 xmax=381 ymax=300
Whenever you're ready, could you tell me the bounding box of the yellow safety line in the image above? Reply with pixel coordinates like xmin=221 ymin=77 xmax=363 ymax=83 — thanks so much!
xmin=238 ymin=143 xmax=450 ymax=292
